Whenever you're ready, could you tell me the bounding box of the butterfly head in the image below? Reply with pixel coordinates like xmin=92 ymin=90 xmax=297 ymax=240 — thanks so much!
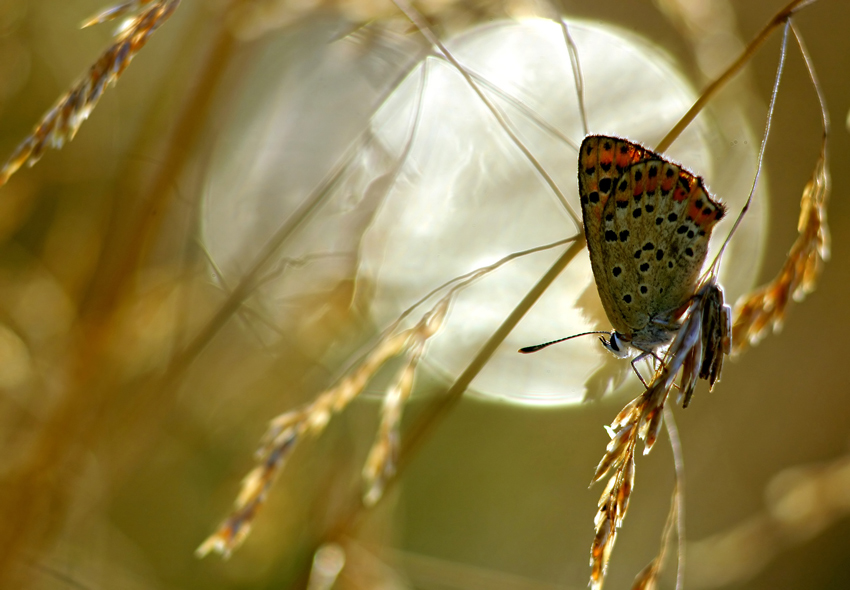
xmin=599 ymin=332 xmax=631 ymax=359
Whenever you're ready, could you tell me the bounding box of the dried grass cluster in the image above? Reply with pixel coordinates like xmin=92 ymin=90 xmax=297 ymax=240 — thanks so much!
xmin=197 ymin=299 xmax=450 ymax=558
xmin=0 ymin=1 xmax=834 ymax=589
xmin=732 ymin=143 xmax=829 ymax=352
xmin=0 ymin=0 xmax=180 ymax=187
xmin=589 ymin=281 xmax=730 ymax=589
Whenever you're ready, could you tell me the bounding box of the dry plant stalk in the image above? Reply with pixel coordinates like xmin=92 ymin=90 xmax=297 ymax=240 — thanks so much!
xmin=362 ymin=344 xmax=423 ymax=507
xmin=591 ymin=8 xmax=829 ymax=587
xmin=690 ymin=453 xmax=850 ymax=586
xmin=731 ymin=143 xmax=829 ymax=352
xmin=196 ymin=298 xmax=449 ymax=558
xmin=590 ymin=281 xmax=730 ymax=590
xmin=0 ymin=0 xmax=181 ymax=187
xmin=631 ymin=485 xmax=678 ymax=590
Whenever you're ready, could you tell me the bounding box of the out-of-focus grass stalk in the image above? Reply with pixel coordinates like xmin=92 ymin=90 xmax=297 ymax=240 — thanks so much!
xmin=0 ymin=3 xmax=243 ymax=584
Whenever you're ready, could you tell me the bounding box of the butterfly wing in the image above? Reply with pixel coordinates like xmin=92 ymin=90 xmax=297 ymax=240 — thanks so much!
xmin=579 ymin=136 xmax=649 ymax=335
xmin=579 ymin=135 xmax=726 ymax=338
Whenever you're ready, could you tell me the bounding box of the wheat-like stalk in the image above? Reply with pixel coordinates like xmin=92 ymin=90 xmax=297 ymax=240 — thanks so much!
xmin=592 ymin=10 xmax=829 ymax=585
xmin=731 ymin=19 xmax=830 ymax=354
xmin=689 ymin=452 xmax=850 ymax=587
xmin=731 ymin=143 xmax=829 ymax=352
xmin=0 ymin=0 xmax=181 ymax=187
xmin=590 ymin=281 xmax=730 ymax=589
xmin=196 ymin=298 xmax=449 ymax=558
xmin=362 ymin=344 xmax=422 ymax=507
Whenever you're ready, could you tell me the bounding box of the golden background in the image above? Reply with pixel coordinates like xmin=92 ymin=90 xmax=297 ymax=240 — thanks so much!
xmin=0 ymin=1 xmax=848 ymax=589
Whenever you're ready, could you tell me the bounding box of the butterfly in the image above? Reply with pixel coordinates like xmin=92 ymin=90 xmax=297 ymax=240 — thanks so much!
xmin=577 ymin=135 xmax=726 ymax=370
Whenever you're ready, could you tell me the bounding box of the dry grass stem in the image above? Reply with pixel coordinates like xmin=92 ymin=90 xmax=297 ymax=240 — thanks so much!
xmin=306 ymin=543 xmax=347 ymax=590
xmin=81 ymin=0 xmax=165 ymax=26
xmin=631 ymin=486 xmax=679 ymax=590
xmin=196 ymin=298 xmax=449 ymax=558
xmin=731 ymin=140 xmax=829 ymax=353
xmin=391 ymin=0 xmax=580 ymax=227
xmin=655 ymin=0 xmax=816 ymax=153
xmin=731 ymin=17 xmax=830 ymax=353
xmin=197 ymin=232 xmax=582 ymax=561
xmin=590 ymin=281 xmax=730 ymax=589
xmin=689 ymin=452 xmax=850 ymax=587
xmin=0 ymin=0 xmax=181 ymax=187
xmin=362 ymin=347 xmax=421 ymax=506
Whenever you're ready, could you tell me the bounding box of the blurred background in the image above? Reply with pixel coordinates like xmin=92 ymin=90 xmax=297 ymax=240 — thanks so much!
xmin=0 ymin=0 xmax=848 ymax=589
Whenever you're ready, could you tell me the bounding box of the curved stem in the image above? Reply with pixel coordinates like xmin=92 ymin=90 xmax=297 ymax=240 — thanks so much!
xmin=655 ymin=0 xmax=817 ymax=153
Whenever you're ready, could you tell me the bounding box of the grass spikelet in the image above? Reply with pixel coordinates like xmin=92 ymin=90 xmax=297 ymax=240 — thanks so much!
xmin=590 ymin=280 xmax=730 ymax=588
xmin=731 ymin=21 xmax=830 ymax=353
xmin=731 ymin=144 xmax=829 ymax=352
xmin=197 ymin=298 xmax=449 ymax=558
xmin=81 ymin=0 xmax=165 ymax=27
xmin=631 ymin=486 xmax=678 ymax=590
xmin=0 ymin=0 xmax=181 ymax=187
xmin=362 ymin=350 xmax=420 ymax=506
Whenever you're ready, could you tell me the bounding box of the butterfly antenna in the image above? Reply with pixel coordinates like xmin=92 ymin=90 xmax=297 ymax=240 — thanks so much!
xmin=518 ymin=331 xmax=612 ymax=354
xmin=709 ymin=19 xmax=790 ymax=275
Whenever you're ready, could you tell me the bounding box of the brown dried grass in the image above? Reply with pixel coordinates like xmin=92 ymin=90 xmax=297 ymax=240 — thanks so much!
xmin=0 ymin=0 xmax=181 ymax=187
xmin=587 ymin=8 xmax=830 ymax=587
xmin=196 ymin=298 xmax=449 ymax=558
xmin=0 ymin=1 xmax=834 ymax=589
xmin=731 ymin=141 xmax=829 ymax=352
xmin=590 ymin=281 xmax=730 ymax=589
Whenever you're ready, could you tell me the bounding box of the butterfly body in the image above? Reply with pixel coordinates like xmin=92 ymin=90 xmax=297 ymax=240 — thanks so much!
xmin=578 ymin=135 xmax=726 ymax=358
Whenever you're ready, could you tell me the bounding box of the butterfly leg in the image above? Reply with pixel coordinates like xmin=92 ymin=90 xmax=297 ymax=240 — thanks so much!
xmin=630 ymin=353 xmax=651 ymax=388
xmin=630 ymin=349 xmax=665 ymax=389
